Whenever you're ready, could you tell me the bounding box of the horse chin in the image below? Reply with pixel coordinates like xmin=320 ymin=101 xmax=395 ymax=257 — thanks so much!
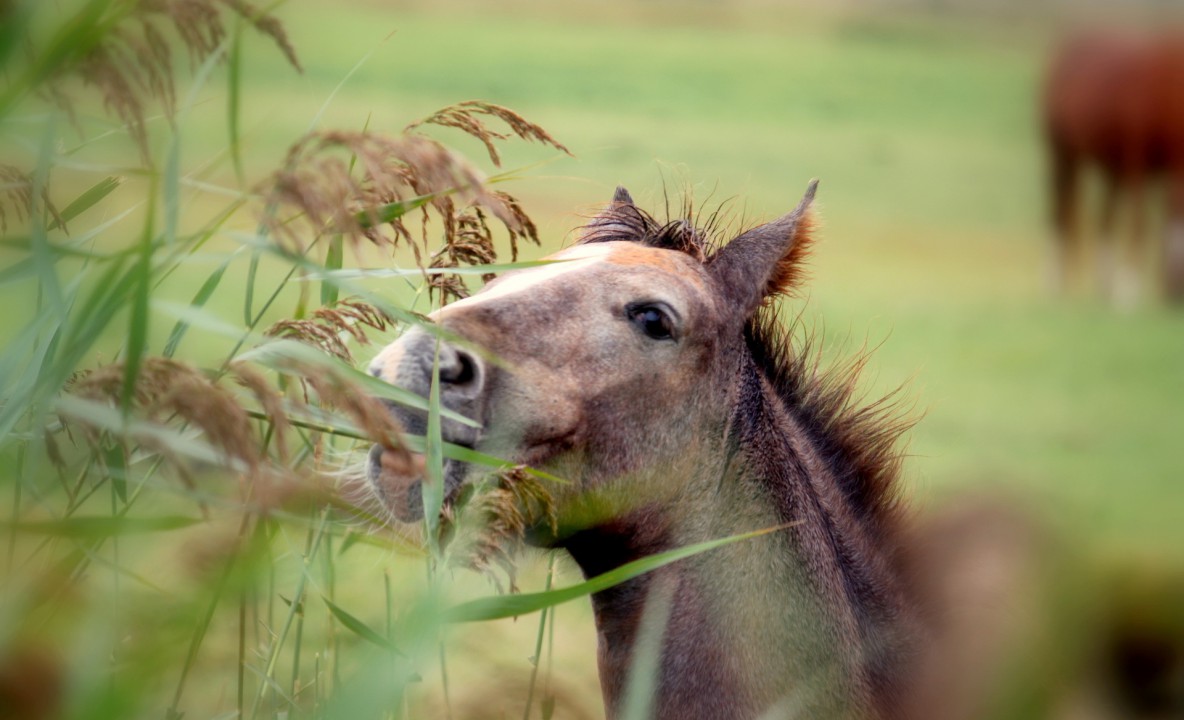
xmin=366 ymin=445 xmax=469 ymax=523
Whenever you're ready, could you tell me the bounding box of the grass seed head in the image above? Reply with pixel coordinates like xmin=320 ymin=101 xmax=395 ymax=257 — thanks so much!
xmin=0 ymin=165 xmax=64 ymax=233
xmin=441 ymin=466 xmax=557 ymax=590
xmin=259 ymin=121 xmax=549 ymax=303
xmin=264 ymin=298 xmax=392 ymax=364
xmin=406 ymin=100 xmax=571 ymax=167
xmin=302 ymin=372 xmax=412 ymax=472
xmin=67 ymin=357 xmax=260 ymax=476
xmin=229 ymin=361 xmax=291 ymax=464
xmin=37 ymin=0 xmax=299 ymax=162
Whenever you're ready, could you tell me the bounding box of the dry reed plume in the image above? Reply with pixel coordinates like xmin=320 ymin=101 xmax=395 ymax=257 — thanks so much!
xmin=406 ymin=99 xmax=571 ymax=168
xmin=0 ymin=165 xmax=63 ymax=233
xmin=42 ymin=41 xmax=571 ymax=577
xmin=67 ymin=357 xmax=260 ymax=474
xmin=261 ymin=298 xmax=413 ymax=473
xmin=57 ymin=317 xmax=414 ymax=517
xmin=265 ymin=298 xmax=393 ymax=364
xmin=259 ymin=300 xmax=413 ymax=480
xmin=262 ymin=101 xmax=566 ymax=302
xmin=441 ymin=466 xmax=557 ymax=591
xmin=32 ymin=0 xmax=299 ymax=161
xmin=0 ymin=2 xmax=583 ymax=715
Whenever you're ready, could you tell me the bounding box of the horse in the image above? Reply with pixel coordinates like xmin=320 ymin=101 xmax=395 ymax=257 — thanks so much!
xmin=365 ymin=182 xmax=924 ymax=719
xmin=1043 ymin=30 xmax=1184 ymax=305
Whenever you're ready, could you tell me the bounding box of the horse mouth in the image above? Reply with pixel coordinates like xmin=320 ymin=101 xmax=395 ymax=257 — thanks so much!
xmin=366 ymin=443 xmax=470 ymax=523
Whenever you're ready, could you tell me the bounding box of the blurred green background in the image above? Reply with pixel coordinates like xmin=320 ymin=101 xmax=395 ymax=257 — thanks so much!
xmin=219 ymin=0 xmax=1184 ymax=550
xmin=4 ymin=0 xmax=1184 ymax=717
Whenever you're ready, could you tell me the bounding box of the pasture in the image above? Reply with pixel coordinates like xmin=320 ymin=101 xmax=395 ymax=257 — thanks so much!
xmin=2 ymin=0 xmax=1183 ymax=718
xmin=235 ymin=0 xmax=1184 ymax=550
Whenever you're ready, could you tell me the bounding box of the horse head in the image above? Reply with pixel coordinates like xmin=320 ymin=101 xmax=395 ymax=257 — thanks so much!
xmin=366 ymin=182 xmax=816 ymax=537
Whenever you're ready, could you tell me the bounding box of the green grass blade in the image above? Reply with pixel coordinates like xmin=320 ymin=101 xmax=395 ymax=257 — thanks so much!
xmin=422 ymin=343 xmax=444 ymax=555
xmin=322 ymin=234 xmax=343 ymax=306
xmin=0 ymin=310 xmax=66 ymax=442
xmin=243 ymin=248 xmax=262 ymax=325
xmin=0 ymin=205 xmax=140 ymax=258
xmin=47 ymin=175 xmax=123 ymax=231
xmin=619 ymin=580 xmax=674 ymax=720
xmin=322 ymin=597 xmax=403 ymax=654
xmin=229 ymin=230 xmax=447 ymax=334
xmin=156 ymin=298 xmax=263 ymax=347
xmin=163 ymin=133 xmax=181 ymax=246
xmin=0 ymin=0 xmax=116 ymax=117
xmin=228 ymin=19 xmax=245 ymax=186
xmin=103 ymin=441 xmax=127 ymax=503
xmin=250 ymin=509 xmax=330 ymax=719
xmin=402 ymin=439 xmax=565 ymax=485
xmin=445 ymin=525 xmax=795 ymax=623
xmin=50 ymin=253 xmax=131 ymax=374
xmin=521 ymin=553 xmax=556 ymax=720
xmin=306 ymin=37 xmax=386 ymax=131
xmin=162 ymin=255 xmax=235 ymax=357
xmin=121 ymin=197 xmax=155 ymax=415
xmin=0 ymin=257 xmax=35 ymax=285
xmin=4 ymin=515 xmax=203 ymax=538
xmin=356 ymin=194 xmax=433 ymax=228
xmin=0 ymin=0 xmax=32 ymax=75
xmin=168 ymin=511 xmax=252 ymax=720
xmin=30 ymin=114 xmax=63 ymax=317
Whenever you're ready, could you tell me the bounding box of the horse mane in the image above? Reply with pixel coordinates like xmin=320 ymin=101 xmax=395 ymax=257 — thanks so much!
xmin=744 ymin=309 xmax=914 ymax=544
xmin=577 ymin=196 xmax=914 ymax=541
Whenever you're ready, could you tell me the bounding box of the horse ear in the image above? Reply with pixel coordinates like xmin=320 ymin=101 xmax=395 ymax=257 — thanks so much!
xmin=707 ymin=180 xmax=818 ymax=320
xmin=580 ymin=186 xmax=644 ymax=244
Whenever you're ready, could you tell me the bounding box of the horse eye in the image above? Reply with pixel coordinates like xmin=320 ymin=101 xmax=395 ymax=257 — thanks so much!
xmin=628 ymin=304 xmax=674 ymax=340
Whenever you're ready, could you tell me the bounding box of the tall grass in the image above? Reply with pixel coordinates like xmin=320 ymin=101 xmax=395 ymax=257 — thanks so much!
xmin=12 ymin=3 xmax=1183 ymax=718
xmin=0 ymin=2 xmax=616 ymax=717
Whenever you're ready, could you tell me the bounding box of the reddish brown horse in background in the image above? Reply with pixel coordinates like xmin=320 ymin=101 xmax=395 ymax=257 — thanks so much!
xmin=1044 ymin=30 xmax=1184 ymax=305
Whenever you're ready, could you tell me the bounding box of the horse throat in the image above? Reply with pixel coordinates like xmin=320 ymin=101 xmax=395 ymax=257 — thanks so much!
xmin=559 ymin=354 xmax=912 ymax=720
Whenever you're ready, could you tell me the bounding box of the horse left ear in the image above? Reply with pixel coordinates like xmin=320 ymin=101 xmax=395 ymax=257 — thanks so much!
xmin=707 ymin=179 xmax=818 ymax=320
xmin=579 ymin=186 xmax=643 ymax=244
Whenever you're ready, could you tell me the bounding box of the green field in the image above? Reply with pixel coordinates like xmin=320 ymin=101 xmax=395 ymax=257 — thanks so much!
xmin=234 ymin=0 xmax=1183 ymax=548
xmin=3 ymin=1 xmax=1184 ymax=717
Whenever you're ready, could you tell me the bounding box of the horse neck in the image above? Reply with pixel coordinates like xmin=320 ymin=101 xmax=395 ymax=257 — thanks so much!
xmin=561 ymin=351 xmax=911 ymax=720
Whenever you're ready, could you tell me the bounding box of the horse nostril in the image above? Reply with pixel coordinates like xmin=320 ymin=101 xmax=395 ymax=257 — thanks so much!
xmin=439 ymin=348 xmax=478 ymax=387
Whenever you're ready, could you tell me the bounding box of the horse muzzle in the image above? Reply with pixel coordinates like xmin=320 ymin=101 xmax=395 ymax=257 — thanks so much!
xmin=365 ymin=327 xmax=488 ymax=522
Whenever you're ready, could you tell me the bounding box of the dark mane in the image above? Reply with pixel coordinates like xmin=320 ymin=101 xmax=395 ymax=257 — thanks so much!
xmin=580 ymin=197 xmax=912 ymax=540
xmin=744 ymin=309 xmax=914 ymax=544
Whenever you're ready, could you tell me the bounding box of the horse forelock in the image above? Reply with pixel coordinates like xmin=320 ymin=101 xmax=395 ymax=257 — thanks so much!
xmin=579 ymin=205 xmax=707 ymax=260
xmin=577 ymin=190 xmax=751 ymax=261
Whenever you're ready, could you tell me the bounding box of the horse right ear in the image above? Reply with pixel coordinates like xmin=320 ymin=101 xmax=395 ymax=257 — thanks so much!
xmin=707 ymin=180 xmax=817 ymax=323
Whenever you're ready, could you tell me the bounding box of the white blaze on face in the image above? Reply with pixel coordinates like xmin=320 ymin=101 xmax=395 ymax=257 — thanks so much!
xmin=434 ymin=243 xmax=617 ymax=316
